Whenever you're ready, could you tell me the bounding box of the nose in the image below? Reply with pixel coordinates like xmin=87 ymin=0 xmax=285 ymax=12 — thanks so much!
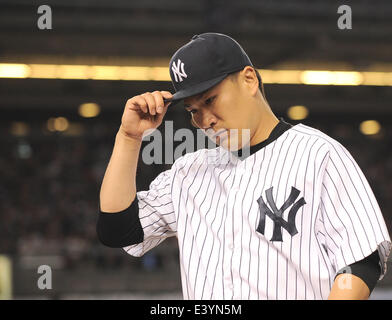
xmin=193 ymin=110 xmax=217 ymax=129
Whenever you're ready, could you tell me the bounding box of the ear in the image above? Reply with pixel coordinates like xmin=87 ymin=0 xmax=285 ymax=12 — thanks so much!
xmin=190 ymin=117 xmax=199 ymax=128
xmin=240 ymin=66 xmax=259 ymax=96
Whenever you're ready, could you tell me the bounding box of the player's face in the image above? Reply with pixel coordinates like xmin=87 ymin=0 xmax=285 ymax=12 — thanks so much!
xmin=184 ymin=68 xmax=259 ymax=150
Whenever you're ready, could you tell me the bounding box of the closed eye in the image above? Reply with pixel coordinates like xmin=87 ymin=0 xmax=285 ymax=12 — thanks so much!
xmin=204 ymin=95 xmax=216 ymax=106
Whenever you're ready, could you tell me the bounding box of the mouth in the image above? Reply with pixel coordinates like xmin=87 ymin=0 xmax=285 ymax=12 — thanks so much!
xmin=211 ymin=129 xmax=227 ymax=139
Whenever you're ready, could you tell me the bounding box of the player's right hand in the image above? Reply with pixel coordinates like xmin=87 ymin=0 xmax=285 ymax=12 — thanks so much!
xmin=119 ymin=91 xmax=173 ymax=140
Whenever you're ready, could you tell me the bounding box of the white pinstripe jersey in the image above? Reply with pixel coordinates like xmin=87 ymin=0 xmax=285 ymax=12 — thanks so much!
xmin=124 ymin=122 xmax=391 ymax=300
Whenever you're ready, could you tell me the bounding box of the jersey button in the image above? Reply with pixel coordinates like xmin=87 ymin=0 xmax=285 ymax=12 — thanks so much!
xmin=228 ymin=244 xmax=233 ymax=250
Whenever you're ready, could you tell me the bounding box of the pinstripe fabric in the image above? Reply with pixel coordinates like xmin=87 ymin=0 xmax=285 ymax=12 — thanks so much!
xmin=124 ymin=123 xmax=391 ymax=299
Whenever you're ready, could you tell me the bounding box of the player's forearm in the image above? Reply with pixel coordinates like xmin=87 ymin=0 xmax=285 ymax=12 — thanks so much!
xmin=99 ymin=128 xmax=142 ymax=212
xmin=328 ymin=274 xmax=370 ymax=300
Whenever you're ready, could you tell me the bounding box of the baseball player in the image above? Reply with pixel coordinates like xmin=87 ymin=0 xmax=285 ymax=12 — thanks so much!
xmin=97 ymin=33 xmax=391 ymax=299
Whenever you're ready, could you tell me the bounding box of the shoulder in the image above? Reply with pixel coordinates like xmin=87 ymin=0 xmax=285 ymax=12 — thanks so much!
xmin=290 ymin=123 xmax=362 ymax=179
xmin=290 ymin=123 xmax=349 ymax=156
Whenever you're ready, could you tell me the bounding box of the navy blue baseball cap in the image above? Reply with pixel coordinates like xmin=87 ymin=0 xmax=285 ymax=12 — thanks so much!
xmin=168 ymin=33 xmax=254 ymax=105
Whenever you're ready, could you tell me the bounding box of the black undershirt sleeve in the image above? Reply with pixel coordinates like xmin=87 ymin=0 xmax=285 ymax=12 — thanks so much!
xmin=96 ymin=200 xmax=144 ymax=248
xmin=335 ymin=250 xmax=381 ymax=293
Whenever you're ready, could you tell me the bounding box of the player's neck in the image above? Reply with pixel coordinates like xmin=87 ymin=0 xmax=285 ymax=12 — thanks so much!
xmin=249 ymin=110 xmax=280 ymax=147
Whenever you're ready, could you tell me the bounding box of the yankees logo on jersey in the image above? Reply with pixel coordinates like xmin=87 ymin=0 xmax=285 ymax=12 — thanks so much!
xmin=124 ymin=119 xmax=391 ymax=300
xmin=256 ymin=186 xmax=306 ymax=242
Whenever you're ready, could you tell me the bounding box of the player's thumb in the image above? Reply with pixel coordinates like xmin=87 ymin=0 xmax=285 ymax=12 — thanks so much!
xmin=161 ymin=91 xmax=173 ymax=106
xmin=154 ymin=91 xmax=173 ymax=123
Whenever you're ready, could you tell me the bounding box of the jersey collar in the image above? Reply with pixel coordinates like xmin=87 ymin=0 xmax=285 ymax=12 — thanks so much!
xmin=233 ymin=117 xmax=293 ymax=159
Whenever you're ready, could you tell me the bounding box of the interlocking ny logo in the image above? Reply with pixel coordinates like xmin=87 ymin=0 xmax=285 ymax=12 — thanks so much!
xmin=171 ymin=59 xmax=187 ymax=82
xmin=256 ymin=186 xmax=306 ymax=242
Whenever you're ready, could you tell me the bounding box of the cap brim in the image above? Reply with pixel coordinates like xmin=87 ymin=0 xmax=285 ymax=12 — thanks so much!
xmin=169 ymin=74 xmax=228 ymax=106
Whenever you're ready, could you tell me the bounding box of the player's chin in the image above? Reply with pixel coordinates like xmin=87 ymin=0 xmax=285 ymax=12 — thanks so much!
xmin=218 ymin=135 xmax=242 ymax=151
xmin=220 ymin=129 xmax=251 ymax=151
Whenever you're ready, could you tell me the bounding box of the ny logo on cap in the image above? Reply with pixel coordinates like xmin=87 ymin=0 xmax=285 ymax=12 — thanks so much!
xmin=256 ymin=186 xmax=306 ymax=242
xmin=171 ymin=59 xmax=187 ymax=82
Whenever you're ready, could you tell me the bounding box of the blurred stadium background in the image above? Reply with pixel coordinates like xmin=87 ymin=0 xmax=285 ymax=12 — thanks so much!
xmin=0 ymin=0 xmax=392 ymax=299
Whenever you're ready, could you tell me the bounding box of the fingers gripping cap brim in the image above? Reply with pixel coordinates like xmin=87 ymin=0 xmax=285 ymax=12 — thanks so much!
xmin=169 ymin=74 xmax=228 ymax=106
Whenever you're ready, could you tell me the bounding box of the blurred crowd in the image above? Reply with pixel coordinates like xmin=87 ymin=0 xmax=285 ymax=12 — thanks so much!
xmin=0 ymin=119 xmax=391 ymax=272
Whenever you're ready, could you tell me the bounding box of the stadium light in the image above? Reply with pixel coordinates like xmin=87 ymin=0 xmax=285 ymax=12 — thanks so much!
xmin=359 ymin=120 xmax=381 ymax=135
xmin=10 ymin=122 xmax=30 ymax=136
xmin=300 ymin=71 xmax=363 ymax=86
xmin=0 ymin=64 xmax=30 ymax=78
xmin=287 ymin=105 xmax=309 ymax=120
xmin=79 ymin=103 xmax=101 ymax=118
xmin=47 ymin=117 xmax=69 ymax=132
xmin=1 ymin=63 xmax=392 ymax=86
